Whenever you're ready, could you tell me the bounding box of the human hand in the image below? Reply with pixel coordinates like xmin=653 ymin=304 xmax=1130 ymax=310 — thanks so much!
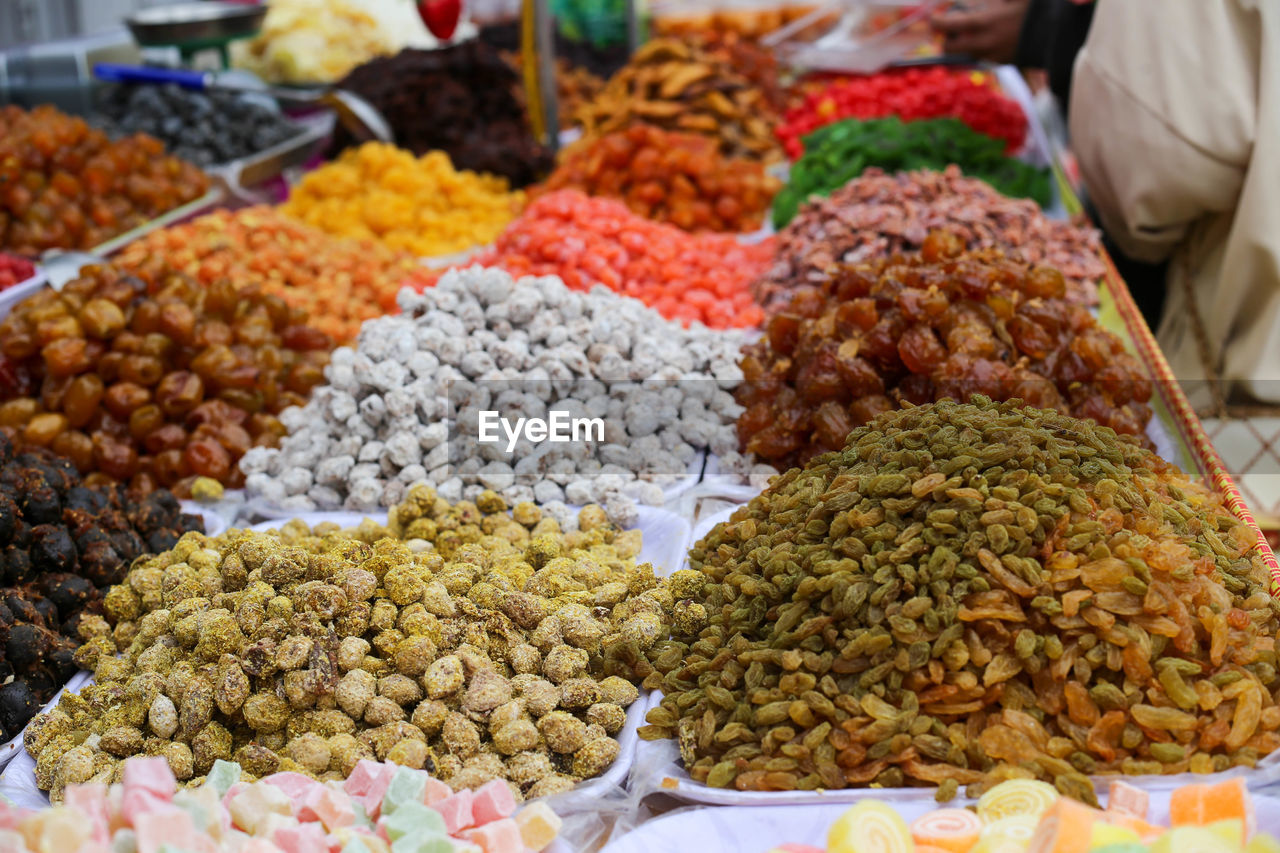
xmin=931 ymin=0 xmax=1031 ymax=64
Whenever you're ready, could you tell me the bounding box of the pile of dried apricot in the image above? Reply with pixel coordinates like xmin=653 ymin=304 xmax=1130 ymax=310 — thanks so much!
xmin=539 ymin=124 xmax=779 ymax=232
xmin=0 ymin=264 xmax=332 ymax=495
xmin=0 ymin=105 xmax=210 ymax=255
xmin=116 ymin=207 xmax=420 ymax=344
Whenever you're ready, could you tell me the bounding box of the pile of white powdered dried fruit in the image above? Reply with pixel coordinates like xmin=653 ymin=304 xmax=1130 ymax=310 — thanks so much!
xmin=240 ymin=267 xmax=778 ymax=525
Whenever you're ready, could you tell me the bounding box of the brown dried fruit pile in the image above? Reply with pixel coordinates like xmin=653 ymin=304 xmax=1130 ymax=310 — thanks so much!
xmin=573 ymin=38 xmax=781 ymax=163
xmin=0 ymin=263 xmax=333 ymax=496
xmin=27 ymin=486 xmax=661 ymax=803
xmin=640 ymin=398 xmax=1280 ymax=801
xmin=753 ymin=167 xmax=1107 ymax=310
xmin=736 ymin=234 xmax=1152 ymax=471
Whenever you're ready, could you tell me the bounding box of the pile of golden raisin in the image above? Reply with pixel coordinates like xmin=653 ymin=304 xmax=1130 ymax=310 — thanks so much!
xmin=0 ymin=105 xmax=210 ymax=254
xmin=737 ymin=232 xmax=1154 ymax=469
xmin=0 ymin=264 xmax=332 ymax=495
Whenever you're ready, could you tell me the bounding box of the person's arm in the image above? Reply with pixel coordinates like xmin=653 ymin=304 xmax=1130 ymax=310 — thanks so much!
xmin=1068 ymin=0 xmax=1253 ymax=264
xmin=931 ymin=0 xmax=1029 ymax=64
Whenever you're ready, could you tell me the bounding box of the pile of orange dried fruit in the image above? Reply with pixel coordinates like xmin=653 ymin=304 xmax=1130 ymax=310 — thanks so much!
xmin=412 ymin=190 xmax=771 ymax=329
xmin=539 ymin=124 xmax=780 ymax=233
xmin=0 ymin=263 xmax=332 ymax=495
xmin=116 ymin=207 xmax=420 ymax=344
xmin=0 ymin=105 xmax=210 ymax=255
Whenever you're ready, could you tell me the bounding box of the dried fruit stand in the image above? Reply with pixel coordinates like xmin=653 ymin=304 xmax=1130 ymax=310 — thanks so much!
xmin=0 ymin=4 xmax=1277 ymax=853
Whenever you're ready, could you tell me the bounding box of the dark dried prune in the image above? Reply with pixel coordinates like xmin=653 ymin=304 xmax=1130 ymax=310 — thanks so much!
xmin=147 ymin=528 xmax=181 ymax=553
xmin=20 ymin=486 xmax=60 ymax=526
xmin=0 ymin=437 xmax=203 ymax=722
xmin=0 ymin=681 xmax=38 ymax=737
xmin=0 ymin=494 xmax=15 ymax=545
xmin=3 ymin=547 xmax=32 ymax=585
xmin=3 ymin=595 xmax=42 ymax=627
xmin=40 ymin=573 xmax=94 ymax=618
xmin=7 ymin=623 xmax=49 ymax=671
xmin=29 ymin=595 xmax=57 ymax=629
xmin=63 ymin=485 xmax=107 ymax=515
xmin=30 ymin=524 xmax=77 ymax=574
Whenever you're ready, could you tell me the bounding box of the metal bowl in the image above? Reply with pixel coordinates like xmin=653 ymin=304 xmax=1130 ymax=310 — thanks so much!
xmin=126 ymin=2 xmax=268 ymax=48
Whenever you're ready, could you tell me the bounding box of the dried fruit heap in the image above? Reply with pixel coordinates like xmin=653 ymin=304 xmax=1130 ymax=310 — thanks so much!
xmin=573 ymin=39 xmax=781 ymax=163
xmin=282 ymin=142 xmax=524 ymax=258
xmin=641 ymin=398 xmax=1280 ymax=800
xmin=540 ymin=124 xmax=780 ymax=233
xmin=28 ymin=487 xmax=660 ymax=803
xmin=0 ymin=263 xmax=333 ymax=496
xmin=737 ymin=235 xmax=1152 ymax=470
xmin=117 ymin=207 xmax=420 ymax=344
xmin=0 ymin=434 xmax=203 ymax=741
xmin=756 ymin=167 xmax=1106 ymax=309
xmin=332 ymin=43 xmax=553 ymax=189
xmin=0 ymin=105 xmax=210 ymax=255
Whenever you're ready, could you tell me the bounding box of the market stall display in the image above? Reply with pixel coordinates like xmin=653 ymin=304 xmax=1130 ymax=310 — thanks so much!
xmin=95 ymin=84 xmax=305 ymax=169
xmin=756 ymin=167 xmax=1106 ymax=309
xmin=0 ymin=433 xmax=203 ymax=742
xmin=0 ymin=754 xmax=564 ymax=852
xmin=331 ymin=42 xmax=553 ymax=189
xmin=416 ymin=190 xmax=771 ymax=329
xmin=736 ymin=235 xmax=1153 ymax=468
xmin=0 ymin=263 xmax=333 ymax=495
xmin=541 ymin=124 xmax=781 ymax=233
xmin=230 ymin=0 xmax=442 ymax=85
xmin=640 ymin=397 xmax=1276 ymax=798
xmin=776 ymin=68 xmax=1029 ymax=160
xmin=27 ymin=487 xmax=655 ymax=803
xmin=239 ymin=264 xmax=756 ymax=518
xmin=2 ymin=5 xmax=1279 ymax=848
xmin=573 ymin=38 xmax=782 ymax=163
xmin=0 ymin=105 xmax=210 ymax=255
xmin=771 ymin=117 xmax=1052 ymax=228
xmin=115 ymin=207 xmax=420 ymax=344
xmin=280 ymin=142 xmax=524 ymax=259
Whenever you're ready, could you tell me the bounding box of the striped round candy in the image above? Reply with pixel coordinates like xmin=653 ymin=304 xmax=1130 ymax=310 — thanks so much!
xmin=977 ymin=815 xmax=1040 ymax=853
xmin=978 ymin=780 xmax=1061 ymax=823
xmin=911 ymin=808 xmax=984 ymax=853
xmin=828 ymin=801 xmax=913 ymax=853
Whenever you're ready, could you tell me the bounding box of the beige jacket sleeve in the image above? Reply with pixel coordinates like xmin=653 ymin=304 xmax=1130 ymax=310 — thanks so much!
xmin=1069 ymin=0 xmax=1256 ymax=266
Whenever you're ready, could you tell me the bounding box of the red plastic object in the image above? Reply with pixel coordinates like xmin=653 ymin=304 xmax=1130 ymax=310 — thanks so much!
xmin=418 ymin=0 xmax=463 ymax=39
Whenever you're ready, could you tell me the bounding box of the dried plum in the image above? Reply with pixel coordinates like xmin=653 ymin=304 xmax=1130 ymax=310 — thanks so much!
xmin=0 ymin=494 xmax=15 ymax=544
xmin=30 ymin=525 xmax=76 ymax=574
xmin=0 ymin=681 xmax=38 ymax=739
xmin=332 ymin=43 xmax=552 ymax=188
xmin=0 ymin=441 xmax=203 ymax=736
xmin=95 ymin=84 xmax=303 ymax=167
